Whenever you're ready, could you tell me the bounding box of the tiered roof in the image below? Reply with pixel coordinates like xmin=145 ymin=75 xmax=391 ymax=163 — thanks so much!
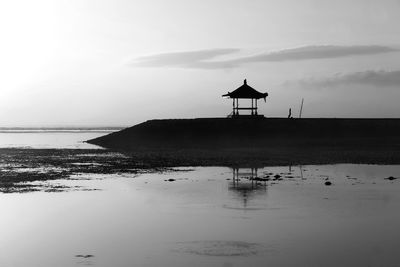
xmin=222 ymin=79 xmax=268 ymax=100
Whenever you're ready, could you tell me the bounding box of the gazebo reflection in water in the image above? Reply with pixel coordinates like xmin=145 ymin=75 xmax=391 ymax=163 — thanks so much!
xmin=228 ymin=167 xmax=268 ymax=209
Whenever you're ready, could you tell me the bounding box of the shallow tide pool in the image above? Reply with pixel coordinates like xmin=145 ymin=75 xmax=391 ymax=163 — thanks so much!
xmin=1 ymin=164 xmax=400 ymax=267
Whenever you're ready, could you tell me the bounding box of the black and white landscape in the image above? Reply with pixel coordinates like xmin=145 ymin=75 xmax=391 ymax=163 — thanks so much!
xmin=1 ymin=1 xmax=400 ymax=267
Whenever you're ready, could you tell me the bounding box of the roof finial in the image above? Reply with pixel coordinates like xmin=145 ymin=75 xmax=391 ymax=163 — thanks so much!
xmin=244 ymin=79 xmax=247 ymax=85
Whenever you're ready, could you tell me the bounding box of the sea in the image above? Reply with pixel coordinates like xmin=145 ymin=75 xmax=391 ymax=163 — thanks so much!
xmin=1 ymin=128 xmax=400 ymax=267
xmin=0 ymin=127 xmax=121 ymax=149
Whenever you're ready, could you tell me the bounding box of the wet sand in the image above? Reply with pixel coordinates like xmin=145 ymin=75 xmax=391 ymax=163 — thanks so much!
xmin=2 ymin=146 xmax=400 ymax=192
xmin=0 ymin=148 xmax=169 ymax=193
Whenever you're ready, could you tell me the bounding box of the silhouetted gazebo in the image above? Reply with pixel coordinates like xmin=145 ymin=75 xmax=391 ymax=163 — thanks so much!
xmin=222 ymin=79 xmax=268 ymax=117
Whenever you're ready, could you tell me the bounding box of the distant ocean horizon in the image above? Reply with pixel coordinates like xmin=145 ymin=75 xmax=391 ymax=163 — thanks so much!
xmin=0 ymin=126 xmax=125 ymax=132
xmin=0 ymin=127 xmax=124 ymax=149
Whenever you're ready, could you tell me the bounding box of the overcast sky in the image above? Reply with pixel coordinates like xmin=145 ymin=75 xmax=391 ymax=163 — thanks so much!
xmin=1 ymin=0 xmax=400 ymax=126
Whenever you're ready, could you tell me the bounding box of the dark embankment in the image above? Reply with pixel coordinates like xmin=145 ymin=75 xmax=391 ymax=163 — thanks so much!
xmin=87 ymin=118 xmax=400 ymax=166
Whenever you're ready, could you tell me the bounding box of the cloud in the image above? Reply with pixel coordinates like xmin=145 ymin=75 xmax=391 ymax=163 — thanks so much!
xmin=232 ymin=45 xmax=398 ymax=64
xmin=286 ymin=70 xmax=400 ymax=89
xmin=130 ymin=48 xmax=239 ymax=69
xmin=129 ymin=45 xmax=398 ymax=69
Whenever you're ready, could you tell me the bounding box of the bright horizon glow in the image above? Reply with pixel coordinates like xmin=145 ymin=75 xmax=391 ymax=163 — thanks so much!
xmin=1 ymin=0 xmax=400 ymax=126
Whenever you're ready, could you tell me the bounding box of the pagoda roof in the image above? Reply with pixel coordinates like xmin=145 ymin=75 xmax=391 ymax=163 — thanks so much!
xmin=222 ymin=79 xmax=268 ymax=100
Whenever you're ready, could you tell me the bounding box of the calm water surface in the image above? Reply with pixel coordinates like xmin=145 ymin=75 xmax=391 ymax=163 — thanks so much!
xmin=0 ymin=128 xmax=117 ymax=149
xmin=1 ymin=165 xmax=400 ymax=267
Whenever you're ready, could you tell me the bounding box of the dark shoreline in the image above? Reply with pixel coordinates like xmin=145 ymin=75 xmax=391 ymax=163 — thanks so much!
xmin=1 ymin=144 xmax=400 ymax=193
xmin=0 ymin=148 xmax=167 ymax=193
xmin=3 ymin=117 xmax=400 ymax=192
xmin=86 ymin=117 xmax=400 ymax=166
xmin=88 ymin=118 xmax=400 ymax=149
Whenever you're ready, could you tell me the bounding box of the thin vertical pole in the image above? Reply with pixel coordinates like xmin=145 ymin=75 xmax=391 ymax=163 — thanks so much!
xmin=251 ymin=99 xmax=253 ymax=115
xmin=300 ymin=165 xmax=304 ymax=180
xmin=299 ymin=98 xmax=304 ymax=119
xmin=251 ymin=168 xmax=254 ymax=187
xmin=232 ymin=98 xmax=235 ymax=115
xmin=233 ymin=168 xmax=236 ymax=186
xmin=255 ymin=99 xmax=258 ymax=115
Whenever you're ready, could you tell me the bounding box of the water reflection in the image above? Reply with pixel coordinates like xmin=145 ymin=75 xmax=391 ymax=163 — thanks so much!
xmin=2 ymin=165 xmax=400 ymax=267
xmin=228 ymin=167 xmax=267 ymax=209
